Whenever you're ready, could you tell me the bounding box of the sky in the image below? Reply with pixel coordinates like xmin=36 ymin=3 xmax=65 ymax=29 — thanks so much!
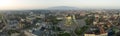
xmin=0 ymin=0 xmax=120 ymax=10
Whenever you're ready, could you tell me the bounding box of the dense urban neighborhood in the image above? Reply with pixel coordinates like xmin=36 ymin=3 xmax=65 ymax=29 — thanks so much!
xmin=0 ymin=9 xmax=120 ymax=36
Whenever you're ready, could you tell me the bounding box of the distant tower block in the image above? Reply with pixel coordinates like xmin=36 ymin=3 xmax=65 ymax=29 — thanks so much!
xmin=65 ymin=15 xmax=77 ymax=26
xmin=29 ymin=12 xmax=34 ymax=15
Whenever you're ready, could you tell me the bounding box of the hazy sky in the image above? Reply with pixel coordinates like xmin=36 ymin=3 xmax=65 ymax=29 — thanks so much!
xmin=0 ymin=0 xmax=120 ymax=10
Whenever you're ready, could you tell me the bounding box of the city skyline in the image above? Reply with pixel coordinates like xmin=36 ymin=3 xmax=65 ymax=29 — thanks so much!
xmin=0 ymin=0 xmax=120 ymax=10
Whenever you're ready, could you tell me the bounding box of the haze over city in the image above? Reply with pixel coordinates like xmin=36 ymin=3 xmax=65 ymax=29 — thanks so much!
xmin=1 ymin=0 xmax=120 ymax=36
xmin=0 ymin=0 xmax=120 ymax=10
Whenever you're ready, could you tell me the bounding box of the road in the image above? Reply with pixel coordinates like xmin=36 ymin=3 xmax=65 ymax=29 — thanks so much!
xmin=1 ymin=14 xmax=8 ymax=31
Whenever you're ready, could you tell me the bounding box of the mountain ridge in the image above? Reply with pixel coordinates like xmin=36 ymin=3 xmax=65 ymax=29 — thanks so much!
xmin=46 ymin=6 xmax=80 ymax=10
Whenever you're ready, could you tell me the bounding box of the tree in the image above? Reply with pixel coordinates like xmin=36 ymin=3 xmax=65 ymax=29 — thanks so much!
xmin=116 ymin=31 xmax=120 ymax=36
xmin=7 ymin=30 xmax=20 ymax=35
xmin=51 ymin=26 xmax=62 ymax=31
xmin=46 ymin=15 xmax=60 ymax=25
xmin=85 ymin=17 xmax=94 ymax=25
xmin=75 ymin=26 xmax=88 ymax=35
xmin=57 ymin=32 xmax=71 ymax=36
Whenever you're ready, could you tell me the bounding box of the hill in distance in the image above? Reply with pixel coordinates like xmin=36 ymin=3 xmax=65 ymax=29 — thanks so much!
xmin=46 ymin=6 xmax=80 ymax=10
